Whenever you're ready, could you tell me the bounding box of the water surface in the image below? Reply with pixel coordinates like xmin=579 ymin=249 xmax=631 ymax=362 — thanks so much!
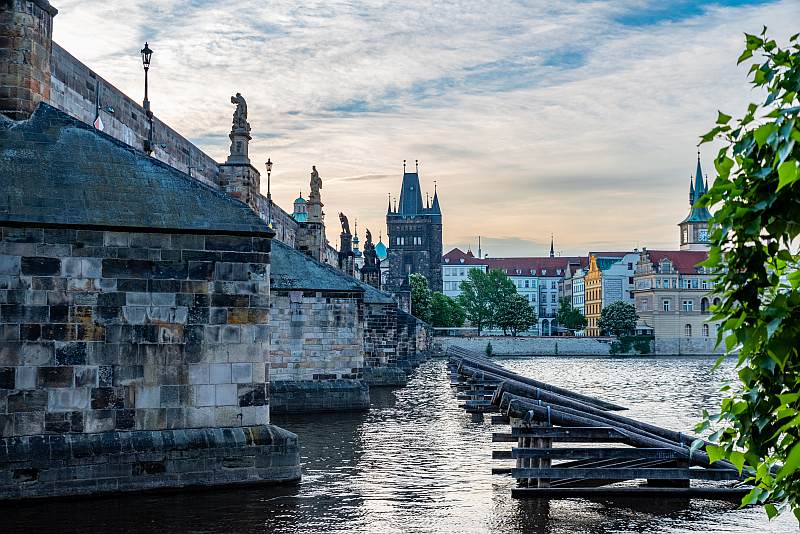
xmin=5 ymin=356 xmax=797 ymax=533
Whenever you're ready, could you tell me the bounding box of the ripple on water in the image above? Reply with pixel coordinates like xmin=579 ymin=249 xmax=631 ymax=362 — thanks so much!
xmin=2 ymin=356 xmax=798 ymax=533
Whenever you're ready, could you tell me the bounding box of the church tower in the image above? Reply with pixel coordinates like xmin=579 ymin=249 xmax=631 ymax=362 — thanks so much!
xmin=386 ymin=160 xmax=443 ymax=293
xmin=679 ymin=153 xmax=712 ymax=251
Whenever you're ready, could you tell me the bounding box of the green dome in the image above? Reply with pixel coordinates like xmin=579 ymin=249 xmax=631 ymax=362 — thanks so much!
xmin=375 ymin=239 xmax=388 ymax=260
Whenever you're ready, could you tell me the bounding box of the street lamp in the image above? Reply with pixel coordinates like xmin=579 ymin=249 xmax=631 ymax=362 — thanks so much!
xmin=265 ymin=158 xmax=273 ymax=228
xmin=140 ymin=42 xmax=154 ymax=155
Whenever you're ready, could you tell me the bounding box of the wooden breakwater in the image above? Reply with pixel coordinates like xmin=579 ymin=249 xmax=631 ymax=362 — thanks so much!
xmin=448 ymin=347 xmax=753 ymax=499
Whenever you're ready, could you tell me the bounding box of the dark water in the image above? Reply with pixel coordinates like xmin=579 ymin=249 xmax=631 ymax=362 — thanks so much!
xmin=4 ymin=356 xmax=797 ymax=533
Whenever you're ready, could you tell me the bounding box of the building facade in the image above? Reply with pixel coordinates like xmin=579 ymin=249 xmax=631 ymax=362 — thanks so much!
xmin=386 ymin=164 xmax=443 ymax=293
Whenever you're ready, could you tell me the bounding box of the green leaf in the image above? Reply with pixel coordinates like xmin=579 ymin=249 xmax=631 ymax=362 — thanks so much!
xmin=706 ymin=444 xmax=727 ymax=464
xmin=729 ymin=451 xmax=746 ymax=474
xmin=766 ymin=503 xmax=779 ymax=519
xmin=737 ymin=48 xmax=753 ymax=65
xmin=776 ymin=160 xmax=798 ymax=191
xmin=754 ymin=124 xmax=774 ymax=147
xmin=775 ymin=442 xmax=800 ymax=481
xmin=716 ymin=111 xmax=733 ymax=124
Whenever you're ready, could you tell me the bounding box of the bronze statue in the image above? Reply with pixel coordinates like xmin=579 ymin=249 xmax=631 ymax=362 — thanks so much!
xmin=363 ymin=228 xmax=377 ymax=268
xmin=339 ymin=212 xmax=351 ymax=235
xmin=365 ymin=229 xmax=373 ymax=247
xmin=230 ymin=93 xmax=248 ymax=130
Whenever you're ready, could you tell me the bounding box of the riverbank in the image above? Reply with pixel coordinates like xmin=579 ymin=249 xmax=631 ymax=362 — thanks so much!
xmin=435 ymin=335 xmax=725 ymax=357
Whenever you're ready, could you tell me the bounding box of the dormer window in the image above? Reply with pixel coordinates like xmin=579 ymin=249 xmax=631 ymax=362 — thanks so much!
xmin=460 ymin=259 xmax=464 ymax=264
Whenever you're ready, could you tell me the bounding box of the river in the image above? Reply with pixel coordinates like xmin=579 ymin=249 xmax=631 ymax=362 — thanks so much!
xmin=4 ymin=356 xmax=797 ymax=533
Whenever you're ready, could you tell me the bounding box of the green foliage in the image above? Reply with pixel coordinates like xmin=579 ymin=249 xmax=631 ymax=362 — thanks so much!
xmin=457 ymin=269 xmax=494 ymax=334
xmin=556 ymin=296 xmax=588 ymax=334
xmin=429 ymin=292 xmax=466 ymax=327
xmin=609 ymin=335 xmax=653 ymax=355
xmin=485 ymin=341 xmax=493 ymax=357
xmin=696 ymin=30 xmax=800 ymax=521
xmin=597 ymin=301 xmax=638 ymax=338
xmin=494 ymin=293 xmax=538 ymax=337
xmin=409 ymin=273 xmax=432 ymax=323
xmin=457 ymin=268 xmax=521 ymax=334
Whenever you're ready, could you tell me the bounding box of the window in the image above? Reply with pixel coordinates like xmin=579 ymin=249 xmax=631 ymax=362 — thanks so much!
xmin=682 ymin=300 xmax=694 ymax=312
xmin=701 ymin=279 xmax=708 ymax=290
xmin=682 ymin=278 xmax=690 ymax=289
xmin=551 ymin=294 xmax=556 ymax=303
xmin=627 ymin=262 xmax=633 ymax=270
xmin=672 ymin=279 xmax=677 ymax=288
xmin=628 ymin=277 xmax=634 ymax=284
xmin=656 ymin=279 xmax=661 ymax=288
xmin=459 ymin=269 xmax=465 ymax=276
xmin=685 ymin=324 xmax=692 ymax=337
xmin=525 ymin=280 xmax=529 ymax=288
xmin=662 ymin=278 xmax=669 ymax=288
xmin=662 ymin=300 xmax=671 ymax=312
xmin=701 ymin=298 xmax=709 ymax=313
xmin=551 ymin=281 xmax=557 ymax=289
xmin=640 ymin=299 xmax=648 ymax=311
xmin=703 ymin=324 xmax=709 ymax=337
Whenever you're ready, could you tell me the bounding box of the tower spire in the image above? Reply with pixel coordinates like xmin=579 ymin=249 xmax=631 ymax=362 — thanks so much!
xmin=694 ymin=149 xmax=705 ymax=201
xmin=387 ymin=193 xmax=392 ymax=214
xmin=415 ymin=159 xmax=419 ymax=173
xmin=403 ymin=159 xmax=406 ymax=173
xmin=549 ymin=235 xmax=555 ymax=258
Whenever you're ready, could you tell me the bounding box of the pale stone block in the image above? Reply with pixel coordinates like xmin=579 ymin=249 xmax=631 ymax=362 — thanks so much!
xmin=186 ymin=407 xmax=214 ymax=428
xmin=240 ymin=405 xmax=268 ymax=426
xmin=151 ymin=292 xmax=176 ymax=306
xmin=122 ymin=306 xmax=147 ymax=324
xmin=135 ymin=385 xmax=161 ymax=409
xmin=60 ymin=257 xmax=81 ymax=277
xmin=214 ymin=405 xmax=240 ymax=427
xmin=209 ymin=363 xmax=230 ymax=384
xmin=231 ymin=363 xmax=252 ymax=383
xmin=15 ymin=366 xmax=37 ymax=389
xmin=195 ymin=385 xmax=215 ymax=407
xmin=81 ymin=258 xmax=102 ymax=278
xmin=48 ymin=388 xmax=90 ymax=411
xmin=126 ymin=292 xmax=151 ymax=306
xmin=188 ymin=364 xmax=210 ymax=384
xmin=252 ymin=363 xmax=266 ymax=383
xmin=215 ymin=384 xmax=237 ymax=406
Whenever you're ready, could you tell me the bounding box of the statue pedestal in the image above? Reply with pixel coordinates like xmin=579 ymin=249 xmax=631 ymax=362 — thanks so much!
xmin=226 ymin=127 xmax=251 ymax=165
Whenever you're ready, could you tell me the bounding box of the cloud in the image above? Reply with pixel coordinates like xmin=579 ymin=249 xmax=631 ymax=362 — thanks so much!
xmin=51 ymin=0 xmax=799 ymax=255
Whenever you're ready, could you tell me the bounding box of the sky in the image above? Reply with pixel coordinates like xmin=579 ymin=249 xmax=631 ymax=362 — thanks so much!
xmin=52 ymin=0 xmax=798 ymax=257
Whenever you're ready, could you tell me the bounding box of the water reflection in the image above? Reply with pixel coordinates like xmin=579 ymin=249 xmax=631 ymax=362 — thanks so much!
xmin=2 ymin=356 xmax=797 ymax=533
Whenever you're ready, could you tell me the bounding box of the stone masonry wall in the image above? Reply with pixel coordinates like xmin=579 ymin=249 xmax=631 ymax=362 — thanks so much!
xmin=268 ymin=291 xmax=364 ymax=382
xmin=654 ymin=336 xmax=724 ymax=355
xmin=435 ymin=336 xmax=615 ymax=356
xmin=0 ymin=225 xmax=272 ymax=437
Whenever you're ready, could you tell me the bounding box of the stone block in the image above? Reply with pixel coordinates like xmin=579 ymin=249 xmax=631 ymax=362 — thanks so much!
xmin=7 ymin=390 xmax=47 ymax=412
xmin=195 ymin=385 xmax=215 ymax=407
xmin=37 ymin=366 xmax=74 ymax=388
xmin=122 ymin=306 xmax=147 ymax=324
xmin=237 ymin=383 xmax=266 ymax=407
xmin=220 ymin=325 xmax=240 ymax=343
xmin=14 ymin=412 xmax=43 ymax=435
xmin=91 ymin=387 xmax=125 ymax=409
xmin=0 ymin=256 xmax=20 ymax=275
xmin=81 ymin=258 xmax=102 ymax=278
xmin=231 ymin=363 xmax=252 ymax=384
xmin=74 ymin=366 xmax=98 ymax=388
xmin=185 ymin=407 xmax=214 ymax=428
xmin=48 ymin=387 xmax=90 ymax=411
xmin=54 ymin=341 xmax=86 ymax=365
xmin=215 ymin=384 xmax=237 ymax=406
xmin=188 ymin=364 xmax=209 ymax=385
xmin=20 ymin=257 xmax=61 ymax=276
xmin=84 ymin=410 xmax=115 ymax=433
xmin=209 ymin=363 xmax=230 ymax=384
xmin=0 ymin=366 xmax=14 ymax=389
xmin=15 ymin=366 xmax=37 ymax=389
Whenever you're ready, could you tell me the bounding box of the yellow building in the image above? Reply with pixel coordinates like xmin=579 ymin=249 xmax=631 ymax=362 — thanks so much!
xmin=584 ymin=256 xmax=602 ymax=336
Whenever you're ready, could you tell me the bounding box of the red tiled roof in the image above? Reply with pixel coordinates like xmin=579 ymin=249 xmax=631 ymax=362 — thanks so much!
xmin=443 ymin=248 xmax=486 ymax=265
xmin=644 ymin=250 xmax=708 ymax=273
xmin=588 ymin=251 xmax=631 ymax=258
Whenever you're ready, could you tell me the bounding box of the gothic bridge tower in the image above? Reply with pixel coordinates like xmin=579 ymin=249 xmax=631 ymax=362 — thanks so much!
xmin=386 ymin=160 xmax=443 ymax=293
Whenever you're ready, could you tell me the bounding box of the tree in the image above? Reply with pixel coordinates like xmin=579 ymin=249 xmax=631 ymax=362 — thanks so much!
xmin=695 ymin=30 xmax=800 ymax=521
xmin=429 ymin=292 xmax=466 ymax=327
xmin=597 ymin=301 xmax=637 ymax=338
xmin=409 ymin=273 xmax=431 ymax=323
xmin=457 ymin=269 xmax=494 ymax=334
xmin=494 ymin=293 xmax=537 ymax=336
xmin=556 ymin=296 xmax=587 ymax=334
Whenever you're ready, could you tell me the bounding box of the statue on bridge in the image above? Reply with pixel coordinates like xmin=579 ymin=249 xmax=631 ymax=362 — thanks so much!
xmin=310 ymin=165 xmax=322 ymax=195
xmin=230 ymin=92 xmax=249 ymax=131
xmin=339 ymin=212 xmax=351 ymax=236
xmin=363 ymin=228 xmax=378 ymax=268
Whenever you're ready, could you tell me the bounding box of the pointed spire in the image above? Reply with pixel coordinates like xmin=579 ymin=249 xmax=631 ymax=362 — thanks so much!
xmin=704 ymin=175 xmax=709 ymax=193
xmin=394 ymin=197 xmax=397 ymax=212
xmin=426 ymin=192 xmax=430 ymax=209
xmin=694 ymin=149 xmax=705 ymax=202
xmin=431 ymin=180 xmax=441 ymax=215
xmin=387 ymin=193 xmax=392 ymax=214
xmin=689 ymin=176 xmax=695 ymax=205
xmin=549 ymin=234 xmax=555 ymax=258
xmin=415 ymin=159 xmax=419 ymax=173
xmin=403 ymin=159 xmax=406 ymax=173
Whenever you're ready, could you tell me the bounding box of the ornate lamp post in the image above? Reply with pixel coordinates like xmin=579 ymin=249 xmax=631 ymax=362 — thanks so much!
xmin=265 ymin=158 xmax=273 ymax=228
xmin=140 ymin=42 xmax=154 ymax=155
